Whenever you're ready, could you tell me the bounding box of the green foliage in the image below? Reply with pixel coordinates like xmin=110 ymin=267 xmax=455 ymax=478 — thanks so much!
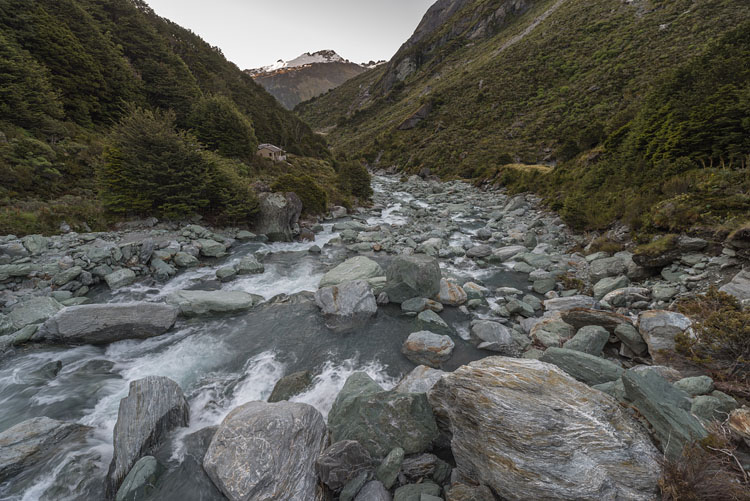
xmin=633 ymin=234 xmax=678 ymax=258
xmin=271 ymin=174 xmax=328 ymax=215
xmin=0 ymin=194 xmax=106 ymax=236
xmin=189 ymin=95 xmax=258 ymax=160
xmin=336 ymin=161 xmax=373 ymax=200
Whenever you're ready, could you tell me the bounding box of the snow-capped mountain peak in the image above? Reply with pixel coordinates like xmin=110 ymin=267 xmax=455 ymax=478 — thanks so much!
xmin=248 ymin=50 xmax=348 ymax=75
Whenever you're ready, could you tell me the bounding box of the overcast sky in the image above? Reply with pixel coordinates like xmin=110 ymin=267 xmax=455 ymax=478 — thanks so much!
xmin=146 ymin=0 xmax=435 ymax=69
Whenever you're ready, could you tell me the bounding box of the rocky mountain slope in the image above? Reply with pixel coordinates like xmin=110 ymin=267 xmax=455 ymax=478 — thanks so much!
xmin=298 ymin=0 xmax=750 ymax=233
xmin=247 ymin=50 xmax=375 ymax=109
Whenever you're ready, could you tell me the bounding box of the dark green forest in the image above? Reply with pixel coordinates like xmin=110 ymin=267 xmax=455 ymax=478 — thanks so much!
xmin=0 ymin=0 xmax=356 ymax=235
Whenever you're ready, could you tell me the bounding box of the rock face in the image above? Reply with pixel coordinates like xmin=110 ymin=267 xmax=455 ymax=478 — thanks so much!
xmin=256 ymin=192 xmax=303 ymax=242
xmin=328 ymin=372 xmax=438 ymax=458
xmin=401 ymin=331 xmax=455 ymax=367
xmin=314 ymin=280 xmax=378 ymax=332
xmin=203 ymin=401 xmax=327 ymax=501
xmin=622 ymin=370 xmax=707 ymax=460
xmin=34 ymin=303 xmax=178 ymax=345
xmin=316 ymin=440 xmax=375 ymax=492
xmin=0 ymin=417 xmax=91 ymax=483
xmin=319 ymin=256 xmax=384 ymax=288
xmin=384 ymin=255 xmax=441 ymax=303
xmin=428 ymin=357 xmax=661 ymax=500
xmin=106 ymin=376 xmax=190 ymax=497
xmin=166 ymin=290 xmax=260 ymax=316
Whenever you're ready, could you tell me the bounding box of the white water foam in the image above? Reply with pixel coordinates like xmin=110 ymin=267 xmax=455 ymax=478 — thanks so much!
xmin=226 ymin=260 xmax=324 ymax=300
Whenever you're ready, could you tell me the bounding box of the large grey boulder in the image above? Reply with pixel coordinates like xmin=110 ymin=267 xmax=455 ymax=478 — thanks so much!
xmin=0 ymin=417 xmax=91 ymax=483
xmin=320 ymin=256 xmax=384 ymax=288
xmin=106 ymin=377 xmax=189 ymax=497
xmin=268 ymin=370 xmax=313 ymax=402
xmin=166 ymin=290 xmax=260 ymax=316
xmin=539 ymin=347 xmax=623 ymax=385
xmin=236 ymin=255 xmax=264 ymax=275
xmin=196 ymin=239 xmax=226 ymax=258
xmin=402 ymin=331 xmax=454 ymax=368
xmin=203 ymin=401 xmax=327 ymax=501
xmin=470 ymin=320 xmax=516 ymax=354
xmin=416 ymin=309 xmax=452 ymax=335
xmin=328 ymin=372 xmax=438 ymax=458
xmin=436 ymin=278 xmax=467 ymax=306
xmin=428 ymin=357 xmax=661 ymax=500
xmin=7 ymin=296 xmax=63 ymax=331
xmin=589 ymin=256 xmax=627 ymax=283
xmin=256 ymin=192 xmax=303 ymax=242
xmin=384 ymin=255 xmax=441 ymax=303
xmin=34 ymin=303 xmax=178 ymax=345
xmin=637 ymin=310 xmax=692 ymax=363
xmin=316 ymin=440 xmax=375 ymax=492
xmin=315 ymin=280 xmax=377 ymax=333
xmin=622 ymin=370 xmax=706 ymax=459
xmin=593 ymin=275 xmax=630 ymax=300
xmin=355 ymin=480 xmax=391 ymax=501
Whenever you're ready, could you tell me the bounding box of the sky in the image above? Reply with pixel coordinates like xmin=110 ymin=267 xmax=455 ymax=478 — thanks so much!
xmin=145 ymin=0 xmax=435 ymax=69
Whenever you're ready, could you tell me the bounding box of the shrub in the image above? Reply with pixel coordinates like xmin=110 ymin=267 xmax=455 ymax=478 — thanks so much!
xmin=659 ymin=426 xmax=750 ymax=501
xmin=201 ymin=151 xmax=258 ymax=223
xmin=271 ymin=174 xmax=328 ymax=215
xmin=337 ymin=161 xmax=373 ymax=200
xmin=676 ymin=287 xmax=750 ymax=379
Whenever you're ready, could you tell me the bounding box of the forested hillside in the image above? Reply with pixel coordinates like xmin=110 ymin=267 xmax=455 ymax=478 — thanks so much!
xmin=0 ymin=0 xmax=363 ymax=235
xmin=299 ymin=0 xmax=750 ymax=234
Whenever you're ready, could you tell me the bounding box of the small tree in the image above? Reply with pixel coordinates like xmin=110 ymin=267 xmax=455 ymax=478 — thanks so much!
xmin=189 ymin=95 xmax=258 ymax=161
xmin=337 ymin=161 xmax=373 ymax=200
xmin=99 ymin=106 xmax=210 ymax=218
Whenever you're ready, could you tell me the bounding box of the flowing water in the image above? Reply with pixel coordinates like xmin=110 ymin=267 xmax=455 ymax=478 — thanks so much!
xmin=0 ymin=176 xmax=531 ymax=500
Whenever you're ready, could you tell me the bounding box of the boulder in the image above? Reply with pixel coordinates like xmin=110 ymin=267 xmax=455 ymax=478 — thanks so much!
xmin=320 ymin=256 xmax=384 ymax=288
xmin=315 ymin=280 xmax=378 ymax=333
xmin=622 ymin=370 xmax=706 ymax=459
xmin=236 ymin=255 xmax=264 ymax=275
xmin=173 ymin=252 xmax=199 ymax=268
xmin=317 ymin=440 xmax=375 ymax=492
xmin=542 ymin=295 xmax=596 ymax=312
xmin=691 ymin=392 xmax=739 ymax=423
xmin=256 ymin=192 xmax=303 ymax=242
xmin=601 ymin=287 xmax=650 ymax=308
xmin=416 ymin=309 xmax=453 ymax=335
xmin=53 ymin=265 xmax=83 ymax=286
xmin=637 ymin=310 xmax=692 ymax=362
xmin=491 ymin=245 xmax=526 ymax=262
xmin=593 ymin=275 xmax=630 ymax=300
xmin=539 ymin=347 xmax=623 ymax=385
xmin=719 ymin=269 xmax=750 ymax=303
xmin=0 ymin=417 xmax=91 ymax=483
xmin=115 ymin=456 xmax=164 ymax=501
xmin=268 ymin=371 xmax=313 ymax=402
xmin=589 ymin=257 xmax=627 ymax=283
xmin=728 ymin=407 xmax=750 ymax=446
xmin=466 ymin=245 xmax=491 ymax=259
xmin=106 ymin=377 xmax=189 ymax=497
xmin=401 ymin=297 xmax=443 ymax=314
xmin=393 ymin=482 xmax=441 ymax=501
xmin=7 ymin=297 xmax=63 ymax=331
xmin=203 ymin=401 xmax=326 ymax=501
xmin=428 ymin=357 xmax=661 ymax=500
xmin=34 ymin=302 xmax=178 ymax=345
xmin=445 ymin=483 xmax=494 ymax=501
xmin=401 ymin=453 xmax=450 ymax=484
xmin=470 ymin=321 xmax=516 ymax=354
xmin=355 ymin=481 xmax=392 ymax=501
xmin=673 ymin=375 xmax=714 ymax=396
xmin=562 ymin=325 xmax=609 ymax=356
xmin=375 ymin=447 xmax=404 ymax=489
xmin=166 ymin=290 xmax=260 ymax=316
xmin=402 ymin=331 xmax=455 ymax=368
xmin=105 ymin=268 xmax=136 ymax=290
xmin=614 ymin=323 xmax=648 ymax=356
xmin=395 ymin=366 xmax=446 ymax=394
xmin=384 ymin=255 xmax=441 ymax=303
xmin=341 ymin=471 xmax=371 ymax=501
xmin=560 ymin=308 xmax=631 ymax=333
xmin=216 ymin=266 xmax=237 ymax=282
xmin=196 ymin=239 xmax=226 ymax=258
xmin=529 ymin=316 xmax=574 ymax=348
xmin=328 ymin=372 xmax=438 ymax=458
xmin=436 ymin=279 xmax=467 ymax=306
